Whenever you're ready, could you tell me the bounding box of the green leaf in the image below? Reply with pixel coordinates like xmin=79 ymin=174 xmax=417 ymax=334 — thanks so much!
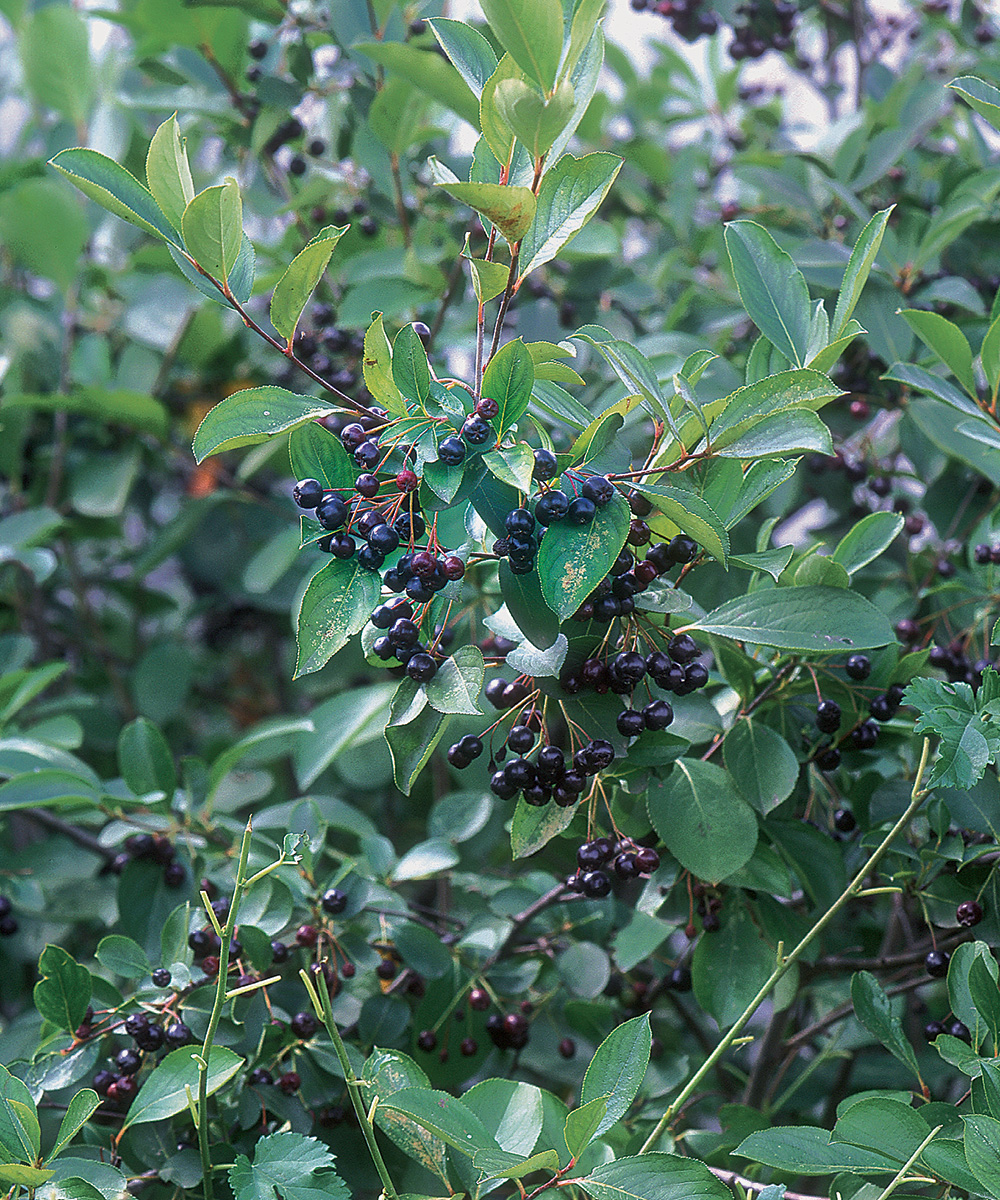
xmin=192 ymin=387 xmax=333 ymax=462
xmin=428 ymin=18 xmax=498 ymax=97
xmin=0 ymin=769 xmax=99 ymax=812
xmin=713 ymin=410 xmax=832 ymax=459
xmin=480 ymin=0 xmax=564 ymax=90
xmin=0 ymin=1166 xmax=54 ymax=1186
xmin=378 ymin=1088 xmax=499 ymax=1157
xmin=648 ymin=759 xmax=758 ymax=884
xmin=362 ymin=1051 xmax=449 ymax=1187
xmin=33 ymin=946 xmax=91 ymax=1032
xmin=831 ymin=1097 xmax=931 ymax=1163
xmin=169 ymin=232 xmax=255 ymax=306
xmin=510 ymin=794 xmax=576 ymax=858
xmin=499 ymin=561 xmax=560 ymax=649
xmin=363 ymin=314 xmax=405 ymax=416
xmin=392 ymin=325 xmax=432 ymax=407
xmin=832 ymin=207 xmax=892 ymax=338
xmin=518 ymin=153 xmax=623 ymax=281
xmin=904 ymin=675 xmax=1000 ymax=790
xmin=118 ymin=718 xmax=176 ymax=797
xmin=50 ymin=148 xmax=180 ymax=245
xmin=900 ymin=309 xmax=977 ymax=397
xmin=6 ymin=1101 xmax=39 ymax=1162
xmin=707 ymin=370 xmax=842 ymax=448
xmin=464 ymin=1079 xmax=543 ymax=1157
xmin=969 ymin=953 xmax=1000 ymax=1050
xmin=484 ymin=443 xmax=534 ymax=491
xmin=850 ymin=971 xmax=921 ymax=1081
xmin=0 ymin=179 xmax=88 ymax=292
xmin=1 ymin=389 xmax=169 ymax=438
xmin=691 ymin=585 xmax=897 ymax=652
xmin=424 ymin=646 xmax=485 ymax=716
xmin=724 ymin=221 xmax=812 ymax=367
xmin=728 ymin=546 xmax=794 ymax=581
xmin=464 ymin=251 xmax=510 ymax=305
xmin=270 ymin=226 xmax=348 ymax=345
xmin=480 ymin=55 xmax=526 ymax=163
xmin=483 ymin=338 xmax=535 ymax=435
xmin=95 ymin=935 xmax=151 ymax=980
xmin=394 ymin=922 xmax=453 ymax=979
xmin=145 ymin=115 xmax=195 ymax=233
xmin=950 ymin=76 xmax=1000 ymax=133
xmin=386 ymin=704 xmax=450 ymax=796
xmin=182 ymin=180 xmax=243 ymax=286
xmin=475 ymin=1149 xmax=560 ymax=1181
xmin=49 ymin=1089 xmax=101 ymax=1162
xmin=229 ymin=1131 xmax=348 ymax=1200
xmin=736 ymin=1126 xmax=899 ymax=1174
xmin=21 ymin=5 xmax=92 ymax=124
xmin=882 ymin=361 xmax=982 ymax=418
xmin=124 ymin=1047 xmax=243 ymax=1127
xmin=288 ymin=422 xmax=356 ymax=493
xmin=723 ymin=720 xmax=799 ymax=815
xmin=580 ymin=1013 xmax=651 ymax=1137
xmin=432 ymin=178 xmax=536 ymax=246
xmin=537 ymin=492 xmax=630 ymax=618
xmin=633 ymin=483 xmax=729 ymax=565
xmin=563 ymin=1098 xmax=607 ymax=1159
xmin=293 ymin=683 xmax=396 ymax=789
xmin=981 ymin=313 xmax=1000 ymax=393
xmin=949 ymin=941 xmax=1000 ymax=1051
xmin=831 ymin=511 xmax=904 ymax=575
xmin=963 ymin=1115 xmax=1000 ymax=1196
xmin=355 ymin=42 xmax=480 ymax=129
xmin=493 ymin=78 xmax=575 ymax=158
xmin=294 ymin=559 xmax=382 ymax=678
xmin=580 ymin=1153 xmax=731 ymax=1200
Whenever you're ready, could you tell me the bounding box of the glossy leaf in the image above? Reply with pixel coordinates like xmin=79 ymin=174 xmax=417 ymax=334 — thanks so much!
xmin=724 ymin=221 xmax=812 ymax=367
xmin=950 ymin=75 xmax=1000 ymax=133
xmin=580 ymin=1013 xmax=651 ymax=1136
xmin=519 ymin=153 xmax=623 ymax=281
xmin=50 ymin=148 xmax=180 ymax=245
xmin=49 ymin=1090 xmax=101 ymax=1162
xmin=510 ymin=796 xmax=575 ymax=859
xmin=386 ymin=703 xmax=450 ymax=796
xmin=181 ymin=180 xmax=243 ymax=286
xmin=362 ymin=313 xmax=405 ymax=416
xmin=229 ymin=1131 xmax=348 ymax=1200
xmin=433 ymin=178 xmax=536 ymax=246
xmin=564 ymin=1098 xmax=607 ymax=1158
xmin=355 ymin=42 xmax=480 ymax=128
xmin=493 ymin=78 xmax=575 ymax=157
xmin=713 ymin=409 xmax=832 ymax=459
xmin=723 ymin=720 xmax=799 ymax=815
xmin=270 ymin=225 xmax=347 ymax=345
xmin=831 ymin=511 xmax=904 ymax=575
xmin=499 ymin=563 xmax=560 ymax=649
xmin=581 ymin=1153 xmax=731 ymax=1200
xmin=362 ymin=1051 xmax=450 ymax=1187
xmin=118 ymin=718 xmax=176 ymax=797
xmin=145 ymin=115 xmax=194 ymax=233
xmin=633 ymin=482 xmax=729 ymax=565
xmin=963 ymin=1115 xmax=1000 ymax=1195
xmin=851 ymin=971 xmax=921 ymax=1080
xmin=480 ymin=0 xmax=564 ymax=91
xmin=832 ymin=207 xmax=892 ymax=337
xmin=33 ymin=945 xmax=91 ymax=1031
xmin=901 ymin=308 xmax=977 ymax=397
xmin=691 ymin=585 xmax=896 ymax=652
xmin=424 ymin=646 xmax=485 ymax=716
xmin=378 ymin=1087 xmax=499 ymax=1156
xmin=648 ymin=759 xmax=757 ymax=883
xmin=288 ymin=422 xmax=356 ymax=494
xmin=124 ymin=1047 xmax=243 ymax=1127
xmin=708 ymin=370 xmax=842 ymax=448
xmin=192 ymin=388 xmax=333 ymax=462
xmin=537 ymin=492 xmax=630 ymax=618
xmin=736 ymin=1125 xmax=898 ymax=1174
xmin=392 ymin=325 xmax=432 ymax=407
xmin=294 ymin=559 xmax=382 ymax=678
xmin=428 ymin=18 xmax=498 ymax=96
xmin=831 ymin=1097 xmax=929 ymax=1163
xmin=482 ymin=338 xmax=535 ymax=434
xmin=95 ymin=935 xmax=150 ymax=980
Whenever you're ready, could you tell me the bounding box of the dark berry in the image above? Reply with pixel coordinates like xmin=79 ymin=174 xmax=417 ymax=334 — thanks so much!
xmin=614 ymin=852 xmax=640 ymax=879
xmin=635 ymin=847 xmax=660 ymax=873
xmin=417 ymin=1029 xmax=437 ymax=1052
xmin=923 ymin=1020 xmax=946 ymax=1042
xmin=296 ymin=924 xmax=319 ymax=948
xmin=894 ymin=618 xmax=920 ymax=643
xmin=469 ymin=986 xmax=490 ymax=1011
xmin=151 ymin=968 xmax=172 ymax=988
xmin=406 ymin=653 xmax=437 ymax=683
xmin=507 ymin=725 xmax=534 ymax=753
xmin=115 ymin=1048 xmax=142 ymax=1075
xmin=293 ymin=478 xmax=324 ymax=508
xmin=643 ymin=700 xmax=674 ymax=731
xmin=925 ymin=949 xmax=950 ymax=978
xmin=974 ymin=544 xmax=992 ymax=564
xmin=532 ymin=448 xmax=558 ymax=480
xmin=270 ymin=942 xmax=289 ymax=964
xmin=668 ymin=633 xmax=699 ymax=664
xmin=617 ymin=709 xmax=645 ymax=736
xmin=438 ymin=436 xmax=466 ymax=466
xmin=135 ymin=1024 xmax=165 ymax=1052
xmin=278 ymin=1072 xmax=301 ymax=1094
xmin=669 ymin=966 xmax=692 ymax=991
xmin=290 ymin=1011 xmax=318 ymax=1039
xmin=476 ymin=397 xmax=500 ymax=419
xmin=567 ymin=496 xmax=596 ymax=525
xmin=322 ymin=888 xmax=348 ymax=915
xmin=558 ymin=1037 xmax=575 ymax=1058
xmin=248 ymin=38 xmax=268 ymax=58
xmin=668 ymin=535 xmax=698 ymax=563
xmin=582 ymin=475 xmax=614 ymax=505
xmin=816 ymin=699 xmax=841 ymax=734
xmin=375 ymin=958 xmax=397 ymax=980
xmin=460 ymin=1036 xmax=478 ymax=1056
xmin=851 ymin=720 xmax=879 ymax=750
xmin=124 ymin=1013 xmax=149 ymax=1038
xmin=581 ymin=870 xmax=611 ymax=899
xmin=833 ymin=808 xmax=856 ymax=833
xmin=815 ymin=747 xmax=841 ymax=771
xmin=957 ymin=900 xmax=984 ymax=927
xmin=462 ymin=415 xmax=492 ymax=445
xmin=845 ymin=654 xmax=871 ymax=680
xmin=164 ymin=1021 xmax=192 ymax=1047
xmin=535 ymin=490 xmax=569 ymax=524
xmin=247 ymin=1067 xmax=273 ymax=1086
xmin=869 ymin=695 xmax=894 ymax=722
xmin=316 ymin=494 xmax=348 ymax=530
xmin=443 ymin=556 xmax=465 ymax=580
xmin=950 ymin=1020 xmax=971 ymax=1043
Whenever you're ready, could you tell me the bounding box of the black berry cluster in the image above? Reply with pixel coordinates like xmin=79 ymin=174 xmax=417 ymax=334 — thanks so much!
xmin=569 ymin=534 xmax=698 ymax=625
xmin=929 ymin=637 xmax=996 ymax=692
xmin=628 ymin=0 xmax=720 ymax=44
xmin=569 ymin=836 xmax=661 ymax=899
xmin=103 ymin=832 xmax=185 ymax=888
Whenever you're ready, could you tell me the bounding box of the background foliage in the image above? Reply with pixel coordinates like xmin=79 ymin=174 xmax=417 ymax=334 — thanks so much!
xmin=3 ymin=0 xmax=1000 ymax=1199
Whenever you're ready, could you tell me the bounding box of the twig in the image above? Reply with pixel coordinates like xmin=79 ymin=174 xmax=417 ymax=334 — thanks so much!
xmin=707 ymin=1167 xmax=828 ymax=1200
xmin=24 ymin=810 xmax=115 ymax=862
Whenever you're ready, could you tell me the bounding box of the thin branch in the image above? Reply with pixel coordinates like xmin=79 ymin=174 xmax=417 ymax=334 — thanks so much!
xmin=707 ymin=1167 xmax=827 ymax=1200
xmin=24 ymin=810 xmax=115 ymax=862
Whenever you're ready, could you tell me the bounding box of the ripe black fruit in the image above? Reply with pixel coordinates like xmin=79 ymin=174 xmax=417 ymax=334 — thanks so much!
xmin=815 ymin=747 xmax=841 ymax=771
xmin=957 ymin=900 xmax=984 ymax=927
xmin=581 ymin=870 xmax=611 ymax=898
xmin=290 ymin=1012 xmax=318 ymax=1039
xmin=581 ymin=475 xmax=614 ymax=505
xmin=925 ymin=949 xmax=950 ymax=978
xmin=832 ymin=808 xmax=856 ymax=833
xmin=438 ymin=435 xmax=466 ymax=466
xmin=322 ymin=888 xmax=348 ymax=915
xmin=668 ymin=633 xmax=699 ymax=664
xmin=293 ymin=478 xmax=323 ymax=508
xmin=643 ymin=700 xmax=674 ymax=731
xmin=816 ymin=699 xmax=841 ymax=733
xmin=151 ymin=968 xmax=172 ymax=988
xmin=845 ymin=654 xmax=871 ymax=680
xmin=567 ymin=496 xmax=596 ymax=525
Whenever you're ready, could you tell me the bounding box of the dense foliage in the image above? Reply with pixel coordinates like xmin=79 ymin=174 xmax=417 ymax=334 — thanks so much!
xmin=3 ymin=1 xmax=1000 ymax=1199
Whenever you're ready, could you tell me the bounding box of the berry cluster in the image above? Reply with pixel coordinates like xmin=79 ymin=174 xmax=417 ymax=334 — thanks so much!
xmin=569 ymin=535 xmax=698 ymax=625
xmin=728 ymin=0 xmax=797 ymax=58
xmin=90 ymin=1005 xmax=193 ymax=1110
xmin=811 ymin=671 xmax=906 ymax=772
xmin=282 ymin=305 xmax=368 ymax=395
xmin=105 ymin=832 xmax=185 ymax=888
xmin=628 ymin=0 xmax=720 ymax=43
xmin=568 ymin=836 xmax=661 ymax=899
